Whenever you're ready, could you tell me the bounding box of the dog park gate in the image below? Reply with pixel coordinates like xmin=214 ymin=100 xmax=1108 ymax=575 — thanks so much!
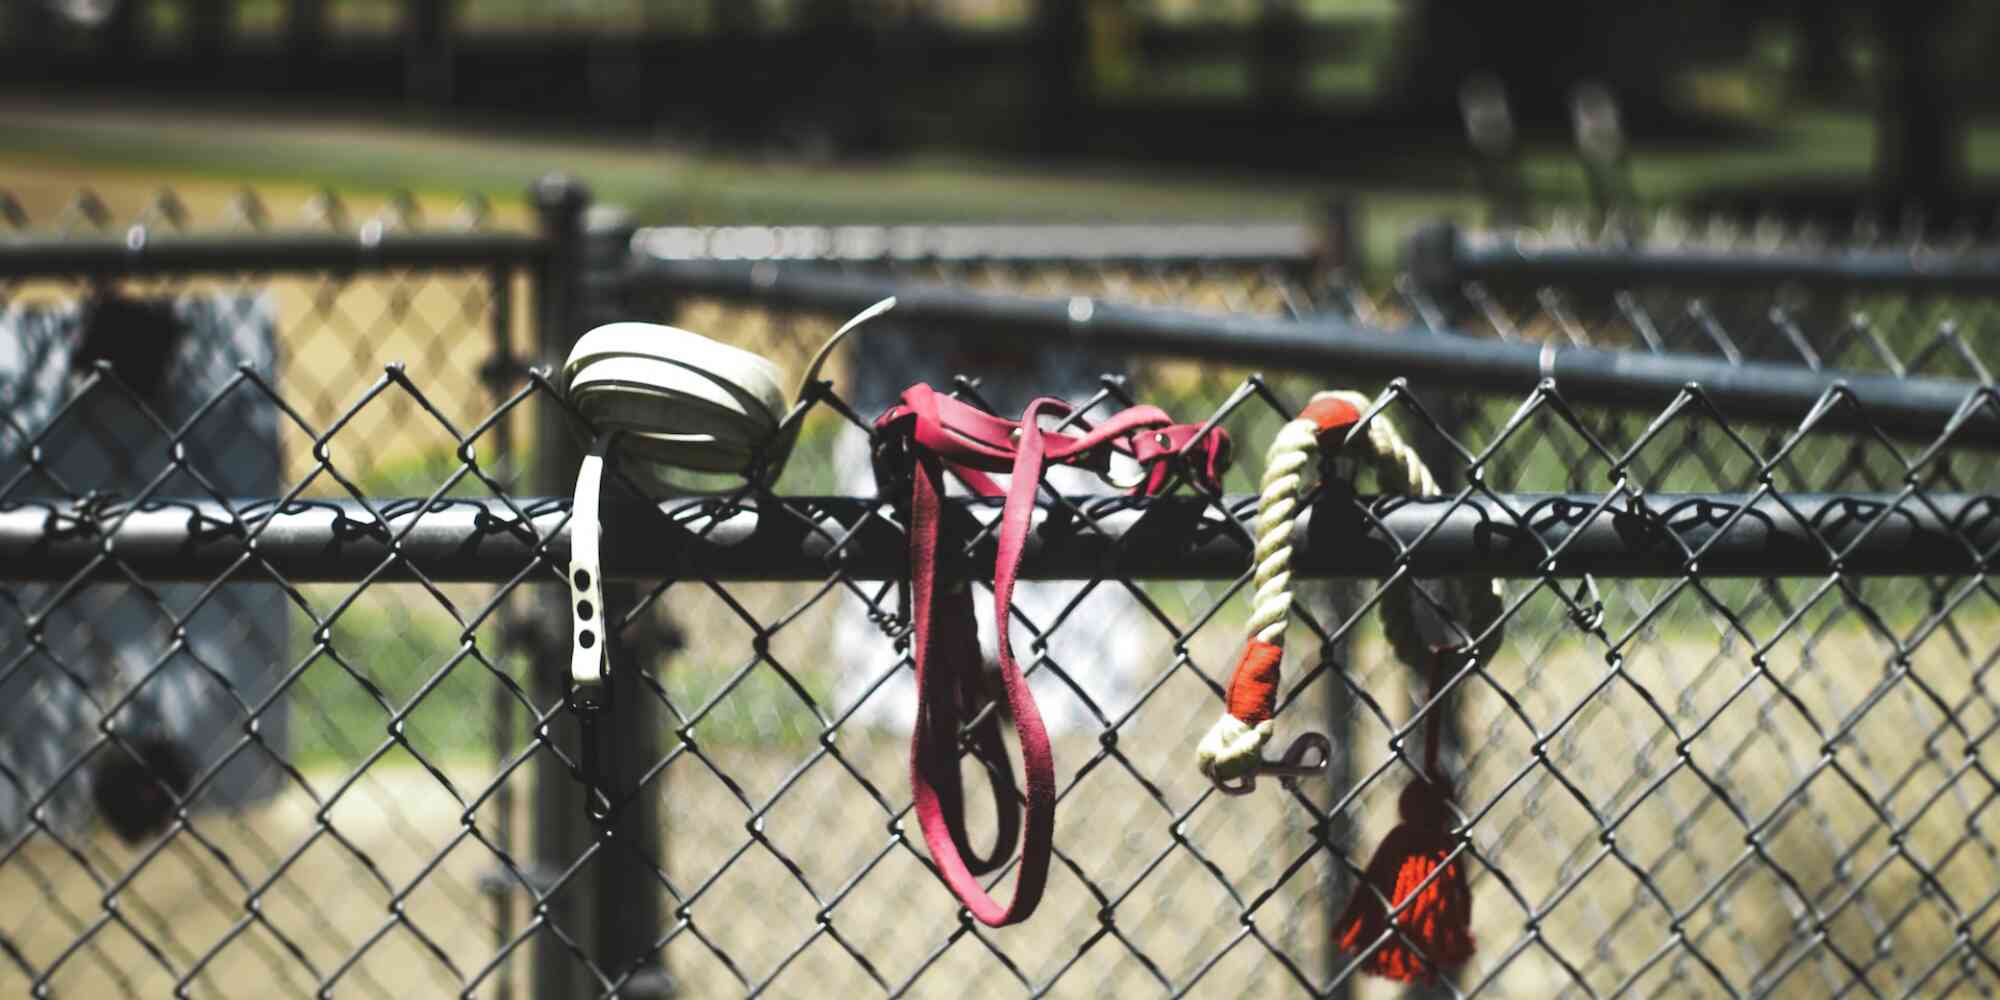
xmin=2 ymin=178 xmax=1997 ymax=998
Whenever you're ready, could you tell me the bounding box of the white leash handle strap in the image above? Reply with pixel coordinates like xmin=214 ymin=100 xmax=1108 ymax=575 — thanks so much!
xmin=561 ymin=299 xmax=896 ymax=819
xmin=568 ymin=434 xmax=610 ymax=701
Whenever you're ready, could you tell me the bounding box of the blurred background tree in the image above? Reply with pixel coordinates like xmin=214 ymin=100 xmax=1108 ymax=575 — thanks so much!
xmin=6 ymin=0 xmax=2000 ymax=232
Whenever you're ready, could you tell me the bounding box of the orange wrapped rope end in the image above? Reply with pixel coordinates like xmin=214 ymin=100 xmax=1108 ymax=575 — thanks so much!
xmin=1301 ymin=395 xmax=1362 ymax=437
xmin=1223 ymin=639 xmax=1283 ymax=726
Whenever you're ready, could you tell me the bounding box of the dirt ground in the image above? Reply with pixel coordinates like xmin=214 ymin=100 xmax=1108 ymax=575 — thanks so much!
xmin=4 ymin=583 xmax=1991 ymax=999
xmin=0 ymin=758 xmax=532 ymax=999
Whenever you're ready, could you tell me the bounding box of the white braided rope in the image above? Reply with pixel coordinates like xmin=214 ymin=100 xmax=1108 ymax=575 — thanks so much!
xmin=1199 ymin=391 xmax=1498 ymax=786
xmin=1196 ymin=410 xmax=1322 ymax=782
xmin=1246 ymin=417 xmax=1319 ymax=645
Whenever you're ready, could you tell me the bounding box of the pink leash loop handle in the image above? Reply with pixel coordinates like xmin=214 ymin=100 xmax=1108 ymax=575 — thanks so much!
xmin=882 ymin=387 xmax=1232 ymax=927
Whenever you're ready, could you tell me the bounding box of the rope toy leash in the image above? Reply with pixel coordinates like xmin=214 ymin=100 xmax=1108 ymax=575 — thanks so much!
xmin=561 ymin=298 xmax=896 ymax=820
xmin=1195 ymin=391 xmax=1372 ymax=788
xmin=1194 ymin=389 xmax=1502 ymax=984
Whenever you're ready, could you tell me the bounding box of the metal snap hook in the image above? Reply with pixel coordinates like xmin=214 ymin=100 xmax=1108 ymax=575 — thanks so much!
xmin=1207 ymin=732 xmax=1333 ymax=795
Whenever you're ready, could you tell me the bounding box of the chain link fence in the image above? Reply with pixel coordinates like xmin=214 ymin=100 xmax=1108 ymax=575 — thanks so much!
xmin=2 ymin=184 xmax=1997 ymax=998
xmin=0 ymin=183 xmax=546 ymax=1000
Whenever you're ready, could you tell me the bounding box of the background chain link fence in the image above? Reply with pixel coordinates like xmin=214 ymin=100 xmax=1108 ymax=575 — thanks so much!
xmin=0 ymin=184 xmax=543 ymax=1000
xmin=2 ymin=188 xmax=1997 ymax=998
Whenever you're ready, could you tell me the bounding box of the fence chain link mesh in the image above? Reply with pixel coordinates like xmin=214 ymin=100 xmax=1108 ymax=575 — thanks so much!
xmin=0 ymin=187 xmax=537 ymax=1000
xmin=1 ymin=197 xmax=1997 ymax=999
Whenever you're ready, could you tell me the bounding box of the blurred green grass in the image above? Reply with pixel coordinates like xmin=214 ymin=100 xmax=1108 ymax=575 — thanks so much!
xmin=8 ymin=0 xmax=1997 ymax=273
xmin=11 ymin=94 xmax=1995 ymax=277
xmin=284 ymin=582 xmax=839 ymax=769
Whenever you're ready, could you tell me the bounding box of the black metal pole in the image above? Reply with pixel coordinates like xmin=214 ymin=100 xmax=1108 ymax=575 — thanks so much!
xmin=99 ymin=0 xmax=143 ymax=66
xmin=285 ymin=0 xmax=328 ymax=76
xmin=1401 ymin=227 xmax=1474 ymax=1000
xmin=1032 ymin=0 xmax=1088 ymax=154
xmin=1317 ymin=196 xmax=1360 ymax=284
xmin=6 ymin=2 xmax=57 ymax=80
xmin=1451 ymin=228 xmax=2000 ymax=294
xmin=405 ymin=0 xmax=454 ymax=109
xmin=593 ymin=579 xmax=671 ymax=998
xmin=188 ymin=0 xmax=232 ymax=71
xmin=528 ymin=172 xmax=592 ymax=1000
xmin=1315 ymin=467 xmax=1361 ymax=1000
xmin=1253 ymin=0 xmax=1306 ymax=119
xmin=618 ymin=255 xmax=2000 ymax=448
xmin=485 ymin=263 xmax=519 ymax=1000
xmin=7 ymin=492 xmax=1991 ymax=584
xmin=1311 ymin=208 xmax=1362 ymax=998
xmin=579 ymin=204 xmax=672 ymax=999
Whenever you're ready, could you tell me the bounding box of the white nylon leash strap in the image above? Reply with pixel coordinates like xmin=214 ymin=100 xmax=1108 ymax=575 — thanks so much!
xmin=559 ymin=298 xmax=895 ymax=818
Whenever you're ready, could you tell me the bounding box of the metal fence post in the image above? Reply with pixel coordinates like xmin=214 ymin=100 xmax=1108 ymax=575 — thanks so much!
xmin=1032 ymin=0 xmax=1087 ymax=153
xmin=286 ymin=0 xmax=328 ymax=77
xmin=1458 ymin=78 xmax=1526 ymax=230
xmin=406 ymin=0 xmax=454 ymax=109
xmin=5 ymin=2 xmax=56 ymax=76
xmin=578 ymin=203 xmax=673 ymax=998
xmin=1315 ymin=536 xmax=1361 ymax=998
xmin=98 ymin=0 xmax=143 ymax=65
xmin=1404 ymin=222 xmax=1461 ymax=327
xmin=189 ymin=0 xmax=232 ymax=71
xmin=1318 ymin=195 xmax=1359 ymax=285
xmin=1400 ymin=220 xmax=1473 ymax=1000
xmin=1312 ymin=207 xmax=1359 ymax=999
xmin=529 ymin=172 xmax=594 ymax=1000
xmin=1253 ymin=0 xmax=1306 ymax=119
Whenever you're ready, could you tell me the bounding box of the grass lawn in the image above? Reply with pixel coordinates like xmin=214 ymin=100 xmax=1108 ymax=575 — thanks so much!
xmin=11 ymin=93 xmax=1997 ymax=276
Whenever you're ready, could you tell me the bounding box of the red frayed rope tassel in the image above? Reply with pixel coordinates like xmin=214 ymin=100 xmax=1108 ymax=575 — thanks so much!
xmin=1333 ymin=647 xmax=1477 ymax=984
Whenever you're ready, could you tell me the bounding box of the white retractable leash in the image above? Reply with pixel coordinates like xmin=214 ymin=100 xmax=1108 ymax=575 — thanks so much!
xmin=560 ymin=297 xmax=896 ymax=818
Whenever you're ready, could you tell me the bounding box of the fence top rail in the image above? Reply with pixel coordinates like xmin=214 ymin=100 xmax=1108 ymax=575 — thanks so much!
xmin=0 ymin=228 xmax=548 ymax=279
xmin=621 ymin=254 xmax=2000 ymax=447
xmin=3 ymin=491 xmax=1991 ymax=584
xmin=627 ymin=222 xmax=1323 ymax=265
xmin=1449 ymin=226 xmax=2000 ymax=293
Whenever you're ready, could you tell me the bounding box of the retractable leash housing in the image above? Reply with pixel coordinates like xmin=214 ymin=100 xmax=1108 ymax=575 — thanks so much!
xmin=560 ymin=298 xmax=896 ymax=820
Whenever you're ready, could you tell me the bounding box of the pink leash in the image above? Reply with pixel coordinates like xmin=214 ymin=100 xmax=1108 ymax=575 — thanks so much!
xmin=874 ymin=384 xmax=1229 ymax=927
